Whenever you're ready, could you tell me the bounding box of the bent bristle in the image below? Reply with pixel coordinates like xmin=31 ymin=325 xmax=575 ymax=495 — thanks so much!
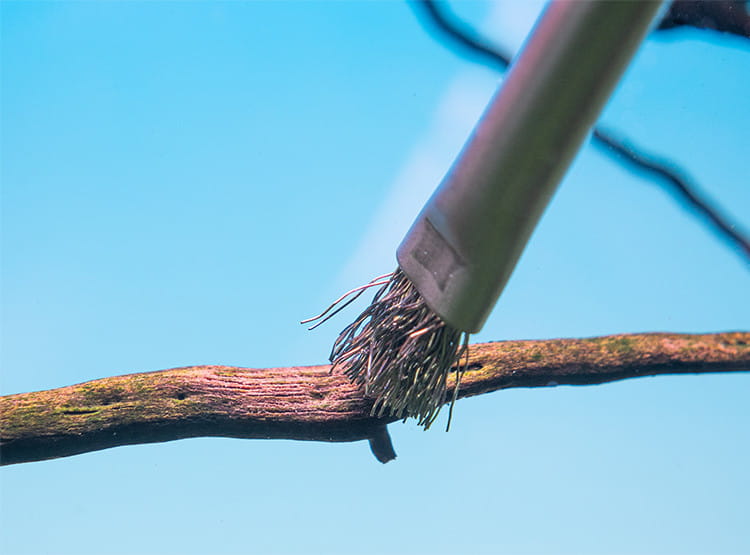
xmin=330 ymin=268 xmax=469 ymax=429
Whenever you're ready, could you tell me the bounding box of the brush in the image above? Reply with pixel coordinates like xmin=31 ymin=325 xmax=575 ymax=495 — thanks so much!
xmin=306 ymin=1 xmax=663 ymax=429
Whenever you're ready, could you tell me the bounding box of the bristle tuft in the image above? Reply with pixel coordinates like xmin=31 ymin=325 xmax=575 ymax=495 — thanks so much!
xmin=330 ymin=269 xmax=469 ymax=429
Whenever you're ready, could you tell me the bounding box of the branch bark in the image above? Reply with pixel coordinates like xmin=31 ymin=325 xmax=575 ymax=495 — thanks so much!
xmin=2 ymin=332 xmax=748 ymax=466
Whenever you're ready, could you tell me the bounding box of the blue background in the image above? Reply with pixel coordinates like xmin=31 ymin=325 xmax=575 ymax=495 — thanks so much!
xmin=2 ymin=2 xmax=749 ymax=554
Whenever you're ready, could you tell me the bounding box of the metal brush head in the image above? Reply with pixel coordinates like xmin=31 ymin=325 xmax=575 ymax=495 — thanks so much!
xmin=328 ymin=269 xmax=469 ymax=429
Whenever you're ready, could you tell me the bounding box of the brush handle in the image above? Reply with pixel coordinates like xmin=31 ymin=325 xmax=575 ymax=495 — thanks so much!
xmin=397 ymin=0 xmax=662 ymax=333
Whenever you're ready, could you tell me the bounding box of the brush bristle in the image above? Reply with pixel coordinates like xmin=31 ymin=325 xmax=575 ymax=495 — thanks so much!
xmin=330 ymin=268 xmax=468 ymax=429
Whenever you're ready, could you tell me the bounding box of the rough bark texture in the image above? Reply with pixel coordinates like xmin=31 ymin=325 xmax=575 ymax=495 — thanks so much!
xmin=1 ymin=332 xmax=748 ymax=466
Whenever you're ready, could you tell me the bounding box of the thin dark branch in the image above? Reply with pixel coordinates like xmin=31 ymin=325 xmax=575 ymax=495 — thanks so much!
xmin=416 ymin=0 xmax=511 ymax=70
xmin=592 ymin=129 xmax=750 ymax=260
xmin=411 ymin=0 xmax=750 ymax=265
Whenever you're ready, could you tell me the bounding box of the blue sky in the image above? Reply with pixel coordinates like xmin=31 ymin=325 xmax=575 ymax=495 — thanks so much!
xmin=2 ymin=2 xmax=749 ymax=554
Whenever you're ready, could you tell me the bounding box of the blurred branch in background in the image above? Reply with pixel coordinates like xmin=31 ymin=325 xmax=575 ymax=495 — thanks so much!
xmin=592 ymin=129 xmax=750 ymax=259
xmin=2 ymin=332 xmax=749 ymax=466
xmin=658 ymin=0 xmax=750 ymax=39
xmin=412 ymin=0 xmax=750 ymax=264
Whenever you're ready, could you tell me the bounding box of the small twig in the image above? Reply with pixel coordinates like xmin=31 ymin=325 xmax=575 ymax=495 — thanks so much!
xmin=2 ymin=332 xmax=748 ymax=466
xmin=368 ymin=426 xmax=397 ymax=463
xmin=410 ymin=0 xmax=750 ymax=265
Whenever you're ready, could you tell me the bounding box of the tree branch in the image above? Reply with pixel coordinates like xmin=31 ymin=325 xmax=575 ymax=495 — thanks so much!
xmin=591 ymin=128 xmax=750 ymax=260
xmin=657 ymin=0 xmax=750 ymax=40
xmin=2 ymin=332 xmax=748 ymax=466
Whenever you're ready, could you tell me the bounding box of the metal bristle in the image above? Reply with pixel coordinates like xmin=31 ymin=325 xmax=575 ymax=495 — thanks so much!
xmin=329 ymin=268 xmax=469 ymax=430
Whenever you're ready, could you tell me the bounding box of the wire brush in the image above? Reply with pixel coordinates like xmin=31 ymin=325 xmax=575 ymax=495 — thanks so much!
xmin=305 ymin=1 xmax=663 ymax=429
